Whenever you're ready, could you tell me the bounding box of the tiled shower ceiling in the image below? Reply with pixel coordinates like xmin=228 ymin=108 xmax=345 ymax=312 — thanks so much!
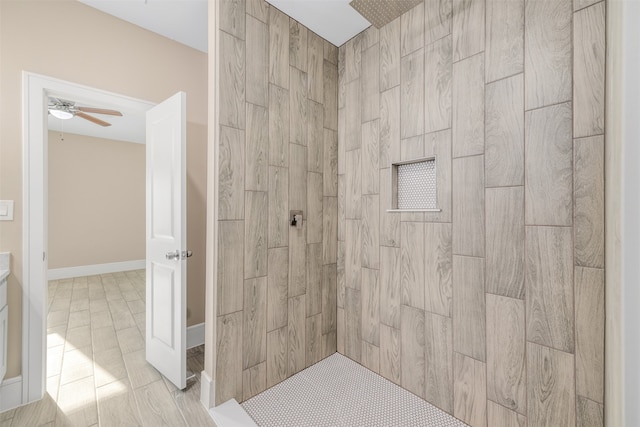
xmin=349 ymin=0 xmax=423 ymax=28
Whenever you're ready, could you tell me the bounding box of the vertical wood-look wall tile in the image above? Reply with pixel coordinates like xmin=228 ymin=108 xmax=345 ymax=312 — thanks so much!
xmin=452 ymin=0 xmax=485 ymax=61
xmin=322 ymin=264 xmax=338 ymax=334
xmin=243 ymin=277 xmax=267 ymax=369
xmin=425 ymin=129 xmax=452 ymax=223
xmin=425 ymin=312 xmax=453 ymax=414
xmin=268 ymin=166 xmax=288 ymax=248
xmin=306 ymin=243 xmax=323 ymax=316
xmin=337 ymin=241 xmax=345 ymax=308
xmin=216 ymin=312 xmax=243 ymax=404
xmin=362 ymin=194 xmax=380 ymax=270
xmin=452 ymin=53 xmax=484 ymax=158
xmin=269 ymin=7 xmax=289 ymax=88
xmin=308 ymin=32 xmax=324 ymax=103
xmin=362 ymin=25 xmax=380 ymax=49
xmin=485 ymin=0 xmax=524 ymax=83
xmin=266 ymin=326 xmax=287 ymax=388
xmin=577 ymin=396 xmax=604 ymax=427
xmin=323 ymin=330 xmax=338 ymax=358
xmin=219 ymin=32 xmax=245 ymax=130
xmin=362 ymin=120 xmax=380 ymax=195
xmin=337 ymin=307 xmax=345 ymax=353
xmin=527 ymin=343 xmax=576 ymax=426
xmin=361 ymin=46 xmax=380 ymax=122
xmin=380 ymin=324 xmax=402 ymax=385
xmin=345 ymin=288 xmax=362 ymax=362
xmin=308 ymin=101 xmax=324 ymax=174
xmin=380 ymin=246 xmax=401 ymax=329
xmin=424 ymin=223 xmax=453 ymax=317
xmin=380 ymin=87 xmax=401 ymax=168
xmin=345 ymin=34 xmax=362 ymax=83
xmin=574 ymin=136 xmax=605 ymax=268
xmin=424 ymin=35 xmax=452 ymax=134
xmin=525 ymin=102 xmax=573 ymax=226
xmin=289 ymin=144 xmax=307 ymax=295
xmin=323 ymin=129 xmax=338 ymax=196
xmin=324 ymin=61 xmax=339 ymax=131
xmin=243 ymin=362 xmax=267 ymax=401
xmin=289 ymin=20 xmax=307 ymax=71
xmin=380 ymin=17 xmax=401 ymax=91
xmin=323 ymin=197 xmax=338 ymax=264
xmin=338 ymin=46 xmax=346 ymax=109
xmin=453 ymin=255 xmax=485 ymax=361
xmin=380 ymin=168 xmax=401 ymax=247
xmin=324 ymin=39 xmax=339 ymax=64
xmin=218 ymin=221 xmax=244 ymax=315
xmin=574 ymin=0 xmax=599 ymax=10
xmin=361 ymin=267 xmax=380 ymax=346
xmin=401 ymin=2 xmax=425 ymax=56
xmin=267 ymin=247 xmax=288 ymax=332
xmin=288 ymin=294 xmax=306 ymax=375
xmin=246 ymin=15 xmax=268 ymax=107
xmin=246 ymin=0 xmax=267 ymax=22
xmin=246 ymin=103 xmax=269 ymax=191
xmin=401 ymin=305 xmax=426 ymax=398
xmin=487 ymin=401 xmax=526 ymax=427
xmin=485 ymin=73 xmax=524 ymax=187
xmin=345 ymin=149 xmax=362 ymax=219
xmin=487 ymin=294 xmax=526 ymax=414
xmin=269 ymin=84 xmax=290 ymax=167
xmin=401 ymin=222 xmax=426 ymax=310
xmin=486 ymin=187 xmax=525 ymax=299
xmin=453 ymin=352 xmax=487 ymax=427
xmin=425 ymin=0 xmax=452 ymax=45
xmin=338 ymin=108 xmax=346 ymax=174
xmin=290 ymin=67 xmax=308 ymax=146
xmin=338 ymin=176 xmax=346 ymax=240
xmin=244 ymin=191 xmax=268 ymax=278
xmin=401 ymin=48 xmax=425 ymax=139
xmin=524 ymin=0 xmax=572 ymax=110
xmin=575 ymin=267 xmax=604 ymax=403
xmin=362 ymin=341 xmax=380 ymax=374
xmin=346 ymin=80 xmax=362 ymax=151
xmin=307 ymin=172 xmax=323 ymax=244
xmin=220 ymin=0 xmax=245 ymax=39
xmin=219 ymin=126 xmax=245 ymax=220
xmin=289 ymin=221 xmax=307 ymax=298
xmin=306 ymin=313 xmax=322 ymax=366
xmin=526 ymin=226 xmax=574 ymax=353
xmin=345 ymin=219 xmax=362 ymax=290
xmin=452 ymin=155 xmax=485 ymax=257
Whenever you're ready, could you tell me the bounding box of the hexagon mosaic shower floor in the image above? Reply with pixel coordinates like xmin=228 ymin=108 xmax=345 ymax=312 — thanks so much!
xmin=241 ymin=353 xmax=469 ymax=427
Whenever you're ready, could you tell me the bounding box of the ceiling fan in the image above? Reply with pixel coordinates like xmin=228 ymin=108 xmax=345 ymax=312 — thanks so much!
xmin=48 ymin=97 xmax=123 ymax=127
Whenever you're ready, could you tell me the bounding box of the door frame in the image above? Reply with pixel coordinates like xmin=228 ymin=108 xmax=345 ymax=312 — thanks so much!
xmin=22 ymin=72 xmax=155 ymax=404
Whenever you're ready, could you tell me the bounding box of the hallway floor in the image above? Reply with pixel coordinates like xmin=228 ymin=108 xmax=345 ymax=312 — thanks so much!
xmin=0 ymin=270 xmax=216 ymax=427
xmin=242 ymin=353 xmax=468 ymax=427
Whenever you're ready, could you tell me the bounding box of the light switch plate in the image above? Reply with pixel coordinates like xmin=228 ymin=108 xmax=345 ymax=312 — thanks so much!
xmin=0 ymin=201 xmax=14 ymax=221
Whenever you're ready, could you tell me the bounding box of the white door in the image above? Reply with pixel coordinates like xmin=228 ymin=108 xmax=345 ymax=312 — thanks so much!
xmin=145 ymin=92 xmax=188 ymax=390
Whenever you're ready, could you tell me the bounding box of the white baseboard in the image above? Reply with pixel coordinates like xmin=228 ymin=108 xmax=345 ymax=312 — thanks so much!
xmin=209 ymin=399 xmax=258 ymax=427
xmin=187 ymin=322 xmax=205 ymax=349
xmin=200 ymin=370 xmax=215 ymax=410
xmin=0 ymin=376 xmax=22 ymax=412
xmin=48 ymin=260 xmax=145 ymax=280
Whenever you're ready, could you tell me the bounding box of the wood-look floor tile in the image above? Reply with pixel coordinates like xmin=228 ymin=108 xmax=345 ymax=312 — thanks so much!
xmin=10 ymin=393 xmax=57 ymax=426
xmin=92 ymin=325 xmax=119 ymax=353
xmin=94 ymin=347 xmax=128 ymax=388
xmin=116 ymin=326 xmax=145 ymax=354
xmin=123 ymin=349 xmax=161 ymax=390
xmin=97 ymin=378 xmax=143 ymax=427
xmin=65 ymin=325 xmax=92 ymax=352
xmin=56 ymin=376 xmax=98 ymax=426
xmin=60 ymin=347 xmax=94 ymax=385
xmin=133 ymin=380 xmax=187 ymax=426
xmin=172 ymin=379 xmax=218 ymax=427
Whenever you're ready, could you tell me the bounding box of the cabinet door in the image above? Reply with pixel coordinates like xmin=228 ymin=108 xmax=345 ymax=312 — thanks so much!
xmin=0 ymin=305 xmax=7 ymax=382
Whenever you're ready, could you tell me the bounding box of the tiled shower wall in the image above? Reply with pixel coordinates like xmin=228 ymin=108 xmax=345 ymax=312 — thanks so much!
xmin=337 ymin=0 xmax=605 ymax=426
xmin=215 ymin=0 xmax=339 ymax=405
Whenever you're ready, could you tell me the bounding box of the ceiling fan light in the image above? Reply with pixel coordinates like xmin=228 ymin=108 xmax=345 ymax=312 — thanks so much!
xmin=50 ymin=109 xmax=73 ymax=120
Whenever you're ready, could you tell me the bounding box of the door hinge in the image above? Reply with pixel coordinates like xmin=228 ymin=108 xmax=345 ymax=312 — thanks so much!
xmin=43 ymin=252 xmax=46 ymax=261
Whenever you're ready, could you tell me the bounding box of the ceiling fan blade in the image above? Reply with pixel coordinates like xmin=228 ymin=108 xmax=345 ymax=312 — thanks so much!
xmin=76 ymin=111 xmax=112 ymax=127
xmin=77 ymin=106 xmax=123 ymax=116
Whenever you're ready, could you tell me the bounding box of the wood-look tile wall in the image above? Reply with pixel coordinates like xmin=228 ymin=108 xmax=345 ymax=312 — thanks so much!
xmin=215 ymin=0 xmax=338 ymax=405
xmin=337 ymin=0 xmax=606 ymax=426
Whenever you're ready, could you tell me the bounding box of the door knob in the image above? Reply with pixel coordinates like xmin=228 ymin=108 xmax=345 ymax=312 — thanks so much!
xmin=182 ymin=250 xmax=193 ymax=259
xmin=166 ymin=250 xmax=180 ymax=260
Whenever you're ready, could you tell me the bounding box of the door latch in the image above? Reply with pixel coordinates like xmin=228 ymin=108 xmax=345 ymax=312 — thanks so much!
xmin=182 ymin=250 xmax=193 ymax=260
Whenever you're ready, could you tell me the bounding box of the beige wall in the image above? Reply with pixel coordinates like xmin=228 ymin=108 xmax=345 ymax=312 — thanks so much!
xmin=0 ymin=0 xmax=207 ymax=378
xmin=213 ymin=0 xmax=339 ymax=404
xmin=337 ymin=1 xmax=605 ymax=426
xmin=48 ymin=131 xmax=145 ymax=269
